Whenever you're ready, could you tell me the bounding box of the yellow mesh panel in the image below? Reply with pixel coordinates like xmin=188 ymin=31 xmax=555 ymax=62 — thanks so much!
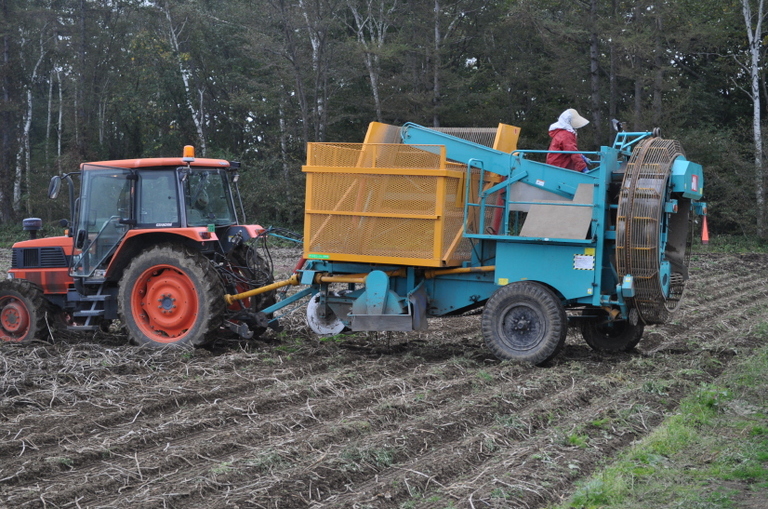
xmin=441 ymin=176 xmax=469 ymax=260
xmin=304 ymin=128 xmax=511 ymax=267
xmin=308 ymin=173 xmax=438 ymax=216
xmin=308 ymin=143 xmax=444 ymax=169
xmin=307 ymin=216 xmax=436 ymax=259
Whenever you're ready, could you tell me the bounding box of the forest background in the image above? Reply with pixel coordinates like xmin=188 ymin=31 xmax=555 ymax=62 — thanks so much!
xmin=0 ymin=0 xmax=762 ymax=237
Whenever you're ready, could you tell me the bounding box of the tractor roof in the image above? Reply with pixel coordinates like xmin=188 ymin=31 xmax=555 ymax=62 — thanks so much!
xmin=79 ymin=157 xmax=232 ymax=170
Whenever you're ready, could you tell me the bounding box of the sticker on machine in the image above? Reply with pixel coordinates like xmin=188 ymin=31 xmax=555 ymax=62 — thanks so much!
xmin=573 ymin=254 xmax=595 ymax=270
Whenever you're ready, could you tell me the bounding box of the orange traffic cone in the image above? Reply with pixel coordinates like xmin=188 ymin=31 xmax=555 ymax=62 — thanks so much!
xmin=701 ymin=215 xmax=709 ymax=245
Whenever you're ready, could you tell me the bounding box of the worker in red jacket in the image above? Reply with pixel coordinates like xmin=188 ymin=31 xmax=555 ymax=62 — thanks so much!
xmin=546 ymin=109 xmax=590 ymax=172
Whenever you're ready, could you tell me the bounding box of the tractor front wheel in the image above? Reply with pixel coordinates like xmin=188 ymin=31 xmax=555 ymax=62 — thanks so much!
xmin=0 ymin=280 xmax=49 ymax=343
xmin=482 ymin=282 xmax=567 ymax=365
xmin=118 ymin=245 xmax=225 ymax=347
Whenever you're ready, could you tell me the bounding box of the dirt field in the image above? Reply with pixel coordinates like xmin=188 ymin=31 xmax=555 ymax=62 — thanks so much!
xmin=0 ymin=249 xmax=765 ymax=508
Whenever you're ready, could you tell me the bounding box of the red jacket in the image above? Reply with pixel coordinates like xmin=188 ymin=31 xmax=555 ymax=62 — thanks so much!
xmin=546 ymin=129 xmax=587 ymax=172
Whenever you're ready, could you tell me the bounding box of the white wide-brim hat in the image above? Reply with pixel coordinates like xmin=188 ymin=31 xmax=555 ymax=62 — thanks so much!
xmin=567 ymin=108 xmax=589 ymax=129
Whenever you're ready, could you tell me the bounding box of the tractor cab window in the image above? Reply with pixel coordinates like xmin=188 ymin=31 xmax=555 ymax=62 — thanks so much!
xmin=183 ymin=169 xmax=236 ymax=227
xmin=138 ymin=171 xmax=180 ymax=227
xmin=72 ymin=167 xmax=132 ymax=277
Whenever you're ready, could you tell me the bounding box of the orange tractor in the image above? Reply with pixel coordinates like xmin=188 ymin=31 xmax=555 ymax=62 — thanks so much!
xmin=1 ymin=147 xmax=278 ymax=346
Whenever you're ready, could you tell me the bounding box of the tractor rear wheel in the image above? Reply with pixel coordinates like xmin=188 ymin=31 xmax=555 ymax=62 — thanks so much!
xmin=481 ymin=282 xmax=567 ymax=365
xmin=118 ymin=244 xmax=225 ymax=347
xmin=581 ymin=315 xmax=644 ymax=353
xmin=0 ymin=280 xmax=49 ymax=343
xmin=223 ymin=245 xmax=275 ymax=338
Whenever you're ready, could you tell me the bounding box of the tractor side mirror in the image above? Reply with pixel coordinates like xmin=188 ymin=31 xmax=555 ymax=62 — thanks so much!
xmin=75 ymin=229 xmax=87 ymax=249
xmin=48 ymin=176 xmax=62 ymax=199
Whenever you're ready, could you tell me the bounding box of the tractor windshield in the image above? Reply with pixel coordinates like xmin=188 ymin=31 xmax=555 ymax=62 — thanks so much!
xmin=182 ymin=168 xmax=237 ymax=227
xmin=71 ymin=167 xmax=132 ymax=277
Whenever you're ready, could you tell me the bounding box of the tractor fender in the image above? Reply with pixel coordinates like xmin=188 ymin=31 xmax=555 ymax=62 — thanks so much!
xmin=103 ymin=230 xmax=218 ymax=281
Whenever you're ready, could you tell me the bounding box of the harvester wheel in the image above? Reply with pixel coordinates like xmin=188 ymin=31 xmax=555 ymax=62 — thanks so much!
xmin=482 ymin=282 xmax=567 ymax=365
xmin=306 ymin=292 xmax=346 ymax=335
xmin=118 ymin=244 xmax=225 ymax=347
xmin=0 ymin=279 xmax=49 ymax=343
xmin=581 ymin=316 xmax=644 ymax=353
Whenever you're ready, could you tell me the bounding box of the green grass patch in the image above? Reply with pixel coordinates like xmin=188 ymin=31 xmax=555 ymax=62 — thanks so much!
xmin=553 ymin=338 xmax=768 ymax=509
xmin=691 ymin=234 xmax=768 ymax=254
xmin=337 ymin=445 xmax=398 ymax=472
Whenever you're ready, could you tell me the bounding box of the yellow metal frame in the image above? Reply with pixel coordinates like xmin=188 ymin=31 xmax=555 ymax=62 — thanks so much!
xmin=302 ymin=122 xmax=520 ymax=268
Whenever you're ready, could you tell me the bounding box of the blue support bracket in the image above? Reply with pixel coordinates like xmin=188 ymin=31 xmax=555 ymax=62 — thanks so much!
xmin=619 ymin=274 xmax=635 ymax=298
xmin=612 ymin=131 xmax=653 ymax=157
xmin=262 ymin=286 xmax=317 ymax=326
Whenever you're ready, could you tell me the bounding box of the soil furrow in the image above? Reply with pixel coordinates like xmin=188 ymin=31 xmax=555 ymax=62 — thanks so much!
xmin=1 ymin=253 xmax=765 ymax=509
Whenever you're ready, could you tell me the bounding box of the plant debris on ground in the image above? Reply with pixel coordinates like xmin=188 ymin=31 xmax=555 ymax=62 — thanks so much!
xmin=1 ymin=251 xmax=766 ymax=508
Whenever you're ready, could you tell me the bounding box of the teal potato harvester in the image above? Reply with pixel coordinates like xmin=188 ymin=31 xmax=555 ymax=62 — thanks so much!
xmin=231 ymin=121 xmax=706 ymax=364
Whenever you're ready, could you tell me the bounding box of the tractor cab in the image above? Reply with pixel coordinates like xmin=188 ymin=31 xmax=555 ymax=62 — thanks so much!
xmin=51 ymin=151 xmax=242 ymax=280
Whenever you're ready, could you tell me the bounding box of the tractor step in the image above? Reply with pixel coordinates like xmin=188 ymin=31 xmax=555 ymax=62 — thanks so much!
xmin=73 ymin=310 xmax=106 ymax=317
xmin=66 ymin=325 xmax=100 ymax=332
xmin=78 ymin=294 xmax=110 ymax=302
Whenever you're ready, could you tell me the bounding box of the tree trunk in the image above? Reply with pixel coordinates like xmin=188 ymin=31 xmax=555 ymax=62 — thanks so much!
xmin=633 ymin=73 xmax=642 ymax=131
xmin=298 ymin=0 xmax=327 ymax=141
xmin=652 ymin=14 xmax=664 ymax=127
xmin=346 ymin=0 xmax=397 ymax=123
xmin=432 ymin=0 xmax=441 ymax=127
xmin=588 ymin=0 xmax=602 ymax=148
xmin=742 ymin=0 xmax=766 ymax=237
xmin=608 ymin=0 xmax=618 ymax=134
xmin=0 ymin=0 xmax=12 ymax=222
xmin=76 ymin=0 xmax=85 ymax=157
xmin=57 ymin=68 xmax=63 ymax=173
xmin=21 ymin=32 xmax=46 ymax=214
xmin=164 ymin=3 xmax=206 ymax=155
xmin=46 ymin=69 xmax=53 ymax=169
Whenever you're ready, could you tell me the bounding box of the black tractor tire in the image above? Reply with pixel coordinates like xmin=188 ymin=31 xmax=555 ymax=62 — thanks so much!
xmin=222 ymin=245 xmax=276 ymax=338
xmin=0 ymin=279 xmax=50 ymax=343
xmin=581 ymin=316 xmax=645 ymax=353
xmin=229 ymin=245 xmax=276 ymax=311
xmin=117 ymin=244 xmax=225 ymax=347
xmin=481 ymin=282 xmax=567 ymax=365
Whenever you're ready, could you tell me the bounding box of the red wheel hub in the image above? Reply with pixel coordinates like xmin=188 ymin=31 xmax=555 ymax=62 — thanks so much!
xmin=131 ymin=265 xmax=199 ymax=343
xmin=0 ymin=297 xmax=30 ymax=342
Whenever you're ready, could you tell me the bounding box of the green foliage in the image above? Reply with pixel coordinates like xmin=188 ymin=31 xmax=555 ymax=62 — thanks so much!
xmin=45 ymin=456 xmax=74 ymax=468
xmin=0 ymin=0 xmax=760 ymax=237
xmin=555 ymin=341 xmax=768 ymax=509
xmin=0 ymin=219 xmax=68 ymax=248
xmin=338 ymin=445 xmax=397 ymax=472
xmin=693 ymin=234 xmax=768 ymax=254
xmin=566 ymin=433 xmax=589 ymax=448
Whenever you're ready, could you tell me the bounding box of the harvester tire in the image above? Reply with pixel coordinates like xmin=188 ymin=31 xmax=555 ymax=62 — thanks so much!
xmin=581 ymin=317 xmax=644 ymax=353
xmin=482 ymin=282 xmax=567 ymax=365
xmin=118 ymin=244 xmax=225 ymax=347
xmin=0 ymin=279 xmax=50 ymax=343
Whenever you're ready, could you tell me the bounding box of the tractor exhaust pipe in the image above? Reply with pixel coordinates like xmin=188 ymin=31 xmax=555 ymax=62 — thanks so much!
xmin=22 ymin=218 xmax=42 ymax=239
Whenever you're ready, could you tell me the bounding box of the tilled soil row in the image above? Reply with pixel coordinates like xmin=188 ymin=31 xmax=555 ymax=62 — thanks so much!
xmin=1 ymin=252 xmax=767 ymax=509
